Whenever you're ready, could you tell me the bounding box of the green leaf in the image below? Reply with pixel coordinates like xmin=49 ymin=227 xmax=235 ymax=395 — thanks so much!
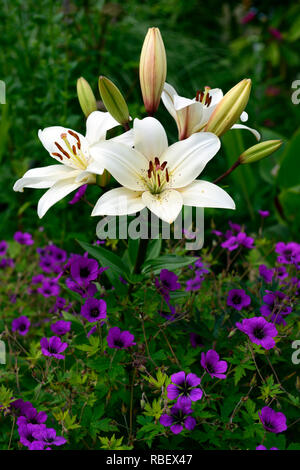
xmin=141 ymin=254 xmax=197 ymax=274
xmin=145 ymin=238 xmax=162 ymax=262
xmin=277 ymin=128 xmax=300 ymax=189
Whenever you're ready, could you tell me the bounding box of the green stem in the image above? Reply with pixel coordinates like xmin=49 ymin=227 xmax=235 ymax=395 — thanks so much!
xmin=213 ymin=159 xmax=241 ymax=184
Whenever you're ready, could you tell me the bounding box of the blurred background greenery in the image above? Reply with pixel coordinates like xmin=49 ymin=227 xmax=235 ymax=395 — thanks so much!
xmin=0 ymin=0 xmax=299 ymax=249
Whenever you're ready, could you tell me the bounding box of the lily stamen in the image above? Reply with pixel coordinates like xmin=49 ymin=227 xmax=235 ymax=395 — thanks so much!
xmin=196 ymin=86 xmax=212 ymax=107
xmin=146 ymin=157 xmax=170 ymax=194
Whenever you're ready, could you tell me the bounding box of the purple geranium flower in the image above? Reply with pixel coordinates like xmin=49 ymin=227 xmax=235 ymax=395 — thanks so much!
xmin=227 ymin=289 xmax=251 ymax=311
xmin=49 ymin=297 xmax=70 ymax=314
xmin=260 ymin=290 xmax=292 ymax=324
xmin=14 ymin=231 xmax=34 ymax=245
xmin=81 ymin=298 xmax=107 ymax=323
xmin=28 ymin=441 xmax=46 ymax=450
xmin=70 ymin=256 xmax=99 ymax=286
xmin=10 ymin=399 xmax=33 ymax=416
xmin=107 ymin=327 xmax=135 ymax=349
xmin=256 ymin=445 xmax=278 ymax=450
xmin=18 ymin=423 xmax=46 ymax=448
xmin=275 ymin=242 xmax=300 ymax=265
xmin=236 ymin=232 xmax=254 ymax=249
xmin=68 ymin=184 xmax=87 ymax=205
xmin=31 ymin=274 xmax=45 ymax=285
xmin=259 ymin=265 xmax=274 ymax=284
xmin=32 ymin=427 xmax=67 ymax=447
xmin=37 ymin=280 xmax=60 ymax=298
xmin=40 ymin=336 xmax=68 ymax=359
xmin=12 ymin=316 xmax=31 ymax=336
xmin=17 ymin=407 xmax=47 ymax=427
xmin=200 ymin=350 xmax=227 ymax=379
xmin=155 ymin=269 xmax=181 ymax=297
xmin=258 ymin=210 xmax=270 ymax=218
xmin=0 ymin=240 xmax=8 ymax=256
xmin=65 ymin=277 xmax=97 ymax=298
xmin=39 ymin=256 xmax=57 ymax=274
xmin=275 ymin=266 xmax=288 ymax=282
xmin=159 ymin=404 xmax=196 ymax=434
xmin=212 ymin=229 xmax=223 ymax=237
xmin=185 ymin=276 xmax=203 ymax=292
xmin=0 ymin=258 xmax=15 ymax=269
xmin=236 ymin=317 xmax=278 ymax=350
xmin=258 ymin=406 xmax=287 ymax=433
xmin=221 ymin=236 xmax=239 ymax=251
xmin=50 ymin=320 xmax=71 ymax=336
xmin=167 ymin=371 xmax=203 ymax=407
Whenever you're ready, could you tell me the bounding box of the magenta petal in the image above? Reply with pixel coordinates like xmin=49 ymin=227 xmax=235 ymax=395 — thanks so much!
xmin=159 ymin=414 xmax=173 ymax=427
xmin=170 ymin=424 xmax=183 ymax=434
xmin=184 ymin=416 xmax=196 ymax=431
xmin=167 ymin=384 xmax=179 ymax=400
xmin=189 ymin=388 xmax=203 ymax=401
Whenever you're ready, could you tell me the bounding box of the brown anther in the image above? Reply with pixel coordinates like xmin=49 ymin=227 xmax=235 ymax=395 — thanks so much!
xmin=161 ymin=161 xmax=167 ymax=170
xmin=54 ymin=142 xmax=71 ymax=159
xmin=52 ymin=152 xmax=63 ymax=161
xmin=68 ymin=130 xmax=81 ymax=149
xmin=157 ymin=174 xmax=161 ymax=187
xmin=166 ymin=168 xmax=169 ymax=182
xmin=72 ymin=145 xmax=77 ymax=155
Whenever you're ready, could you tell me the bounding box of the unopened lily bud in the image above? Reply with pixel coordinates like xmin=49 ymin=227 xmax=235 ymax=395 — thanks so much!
xmin=96 ymin=170 xmax=111 ymax=188
xmin=77 ymin=77 xmax=97 ymax=117
xmin=139 ymin=27 xmax=167 ymax=115
xmin=205 ymin=79 xmax=251 ymax=137
xmin=98 ymin=76 xmax=129 ymax=126
xmin=239 ymin=140 xmax=283 ymax=164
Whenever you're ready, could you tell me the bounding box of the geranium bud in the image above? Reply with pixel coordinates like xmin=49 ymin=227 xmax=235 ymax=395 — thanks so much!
xmin=239 ymin=140 xmax=283 ymax=164
xmin=205 ymin=79 xmax=251 ymax=137
xmin=77 ymin=77 xmax=97 ymax=117
xmin=139 ymin=27 xmax=167 ymax=115
xmin=98 ymin=76 xmax=129 ymax=126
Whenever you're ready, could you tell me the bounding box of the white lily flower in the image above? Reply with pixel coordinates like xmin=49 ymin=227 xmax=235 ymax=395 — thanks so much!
xmin=88 ymin=117 xmax=235 ymax=224
xmin=13 ymin=111 xmax=133 ymax=218
xmin=162 ymin=83 xmax=260 ymax=141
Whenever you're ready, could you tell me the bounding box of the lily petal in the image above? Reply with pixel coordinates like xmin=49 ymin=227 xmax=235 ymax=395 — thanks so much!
xmin=13 ymin=165 xmax=76 ymax=191
xmin=85 ymin=111 xmax=119 ymax=146
xmin=134 ymin=117 xmax=168 ymax=160
xmin=161 ymin=83 xmax=178 ymax=120
xmin=37 ymin=177 xmax=87 ymax=218
xmin=142 ymin=189 xmax=183 ymax=224
xmin=179 ymin=180 xmax=235 ymax=209
xmin=173 ymin=94 xmax=195 ymax=111
xmin=231 ymin=123 xmax=261 ymax=141
xmin=163 ymin=132 xmax=220 ymax=189
xmin=89 ymin=141 xmax=148 ymax=191
xmin=110 ymin=129 xmax=134 ymax=147
xmin=92 ymin=187 xmax=145 ymax=216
